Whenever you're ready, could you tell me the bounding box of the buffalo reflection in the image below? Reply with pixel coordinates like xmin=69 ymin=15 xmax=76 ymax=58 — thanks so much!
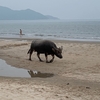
xmin=28 ymin=70 xmax=54 ymax=78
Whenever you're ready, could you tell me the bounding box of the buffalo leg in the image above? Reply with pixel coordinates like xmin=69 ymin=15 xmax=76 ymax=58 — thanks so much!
xmin=37 ymin=53 xmax=43 ymax=62
xmin=49 ymin=54 xmax=54 ymax=63
xmin=45 ymin=53 xmax=49 ymax=63
xmin=29 ymin=50 xmax=34 ymax=61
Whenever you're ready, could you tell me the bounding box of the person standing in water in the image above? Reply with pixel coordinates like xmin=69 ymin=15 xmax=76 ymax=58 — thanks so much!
xmin=20 ymin=29 xmax=22 ymax=35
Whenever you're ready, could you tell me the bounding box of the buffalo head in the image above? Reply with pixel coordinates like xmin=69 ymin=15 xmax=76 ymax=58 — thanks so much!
xmin=52 ymin=46 xmax=63 ymax=58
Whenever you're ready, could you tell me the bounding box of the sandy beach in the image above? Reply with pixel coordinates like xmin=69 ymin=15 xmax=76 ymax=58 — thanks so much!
xmin=0 ymin=38 xmax=100 ymax=100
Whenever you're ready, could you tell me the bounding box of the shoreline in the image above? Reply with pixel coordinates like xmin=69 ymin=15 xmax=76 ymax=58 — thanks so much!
xmin=0 ymin=37 xmax=100 ymax=44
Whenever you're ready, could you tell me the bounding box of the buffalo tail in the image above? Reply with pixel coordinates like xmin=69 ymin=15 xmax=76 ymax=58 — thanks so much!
xmin=27 ymin=49 xmax=30 ymax=54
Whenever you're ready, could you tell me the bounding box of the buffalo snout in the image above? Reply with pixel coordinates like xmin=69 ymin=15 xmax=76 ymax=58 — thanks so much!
xmin=60 ymin=55 xmax=63 ymax=58
xmin=57 ymin=54 xmax=63 ymax=59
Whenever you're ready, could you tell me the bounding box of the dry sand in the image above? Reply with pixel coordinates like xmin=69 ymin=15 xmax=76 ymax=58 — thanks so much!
xmin=0 ymin=38 xmax=100 ymax=100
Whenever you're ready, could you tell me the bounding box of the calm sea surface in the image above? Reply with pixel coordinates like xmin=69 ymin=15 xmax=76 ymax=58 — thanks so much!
xmin=0 ymin=20 xmax=100 ymax=41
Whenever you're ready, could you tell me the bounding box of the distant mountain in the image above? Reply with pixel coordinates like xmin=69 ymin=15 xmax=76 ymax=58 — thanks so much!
xmin=0 ymin=6 xmax=59 ymax=20
xmin=45 ymin=15 xmax=59 ymax=20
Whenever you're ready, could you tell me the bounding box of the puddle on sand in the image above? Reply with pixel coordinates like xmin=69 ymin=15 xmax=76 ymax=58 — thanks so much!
xmin=0 ymin=59 xmax=54 ymax=78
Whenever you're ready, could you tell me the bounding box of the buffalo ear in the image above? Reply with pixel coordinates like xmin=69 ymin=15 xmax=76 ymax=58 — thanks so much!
xmin=59 ymin=46 xmax=63 ymax=52
xmin=61 ymin=46 xmax=63 ymax=51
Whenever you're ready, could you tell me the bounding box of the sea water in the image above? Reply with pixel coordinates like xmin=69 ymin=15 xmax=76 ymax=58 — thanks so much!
xmin=0 ymin=20 xmax=100 ymax=41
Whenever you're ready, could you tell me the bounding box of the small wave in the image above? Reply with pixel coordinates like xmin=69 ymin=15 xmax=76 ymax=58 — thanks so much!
xmin=35 ymin=34 xmax=44 ymax=36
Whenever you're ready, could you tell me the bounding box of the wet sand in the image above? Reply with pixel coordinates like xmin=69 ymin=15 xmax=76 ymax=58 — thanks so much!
xmin=0 ymin=38 xmax=100 ymax=100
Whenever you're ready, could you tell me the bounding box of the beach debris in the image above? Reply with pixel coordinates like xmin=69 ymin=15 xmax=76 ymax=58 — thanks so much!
xmin=28 ymin=70 xmax=54 ymax=78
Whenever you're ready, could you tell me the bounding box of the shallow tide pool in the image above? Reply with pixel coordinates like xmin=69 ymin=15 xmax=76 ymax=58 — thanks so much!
xmin=0 ymin=59 xmax=54 ymax=78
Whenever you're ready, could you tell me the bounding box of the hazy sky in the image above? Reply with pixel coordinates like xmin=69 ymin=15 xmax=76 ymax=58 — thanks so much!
xmin=0 ymin=0 xmax=100 ymax=19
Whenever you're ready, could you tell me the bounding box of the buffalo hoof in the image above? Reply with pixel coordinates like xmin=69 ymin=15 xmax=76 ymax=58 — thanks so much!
xmin=46 ymin=61 xmax=50 ymax=63
xmin=49 ymin=60 xmax=53 ymax=63
xmin=40 ymin=60 xmax=44 ymax=62
xmin=29 ymin=59 xmax=32 ymax=61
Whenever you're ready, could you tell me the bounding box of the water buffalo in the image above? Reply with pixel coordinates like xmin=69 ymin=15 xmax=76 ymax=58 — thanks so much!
xmin=27 ymin=40 xmax=63 ymax=63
